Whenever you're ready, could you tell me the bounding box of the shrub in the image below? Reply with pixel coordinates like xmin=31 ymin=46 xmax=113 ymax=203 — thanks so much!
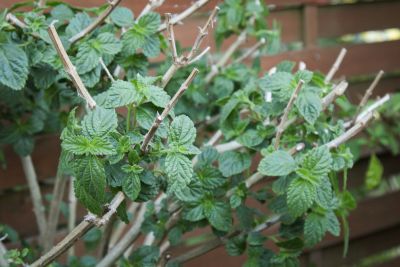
xmin=0 ymin=0 xmax=391 ymax=266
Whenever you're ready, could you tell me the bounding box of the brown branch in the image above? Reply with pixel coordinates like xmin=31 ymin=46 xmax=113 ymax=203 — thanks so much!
xmin=161 ymin=7 xmax=218 ymax=88
xmin=138 ymin=0 xmax=165 ymax=20
xmin=5 ymin=13 xmax=41 ymax=38
xmin=20 ymin=156 xmax=47 ymax=247
xmin=165 ymin=13 xmax=179 ymax=64
xmin=233 ymin=37 xmax=266 ymax=64
xmin=69 ymin=0 xmax=122 ymax=44
xmin=30 ymin=192 xmax=125 ymax=267
xmin=96 ymin=204 xmax=147 ymax=267
xmin=321 ymin=80 xmax=348 ymax=110
xmin=44 ymin=170 xmax=68 ymax=252
xmin=352 ymin=70 xmax=384 ymax=124
xmin=157 ymin=0 xmax=210 ymax=32
xmin=324 ymin=48 xmax=347 ymax=84
xmin=141 ymin=68 xmax=199 ymax=152
xmin=274 ymin=80 xmax=304 ymax=149
xmin=48 ymin=24 xmax=97 ymax=109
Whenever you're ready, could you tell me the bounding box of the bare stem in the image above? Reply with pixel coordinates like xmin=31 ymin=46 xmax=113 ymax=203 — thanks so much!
xmin=325 ymin=48 xmax=347 ymax=84
xmin=44 ymin=168 xmax=68 ymax=252
xmin=48 ymin=24 xmax=96 ymax=109
xmin=96 ymin=204 xmax=147 ymax=267
xmin=141 ymin=68 xmax=199 ymax=152
xmin=321 ymin=80 xmax=349 ymax=110
xmin=157 ymin=0 xmax=210 ymax=32
xmin=165 ymin=13 xmax=179 ymax=64
xmin=20 ymin=156 xmax=47 ymax=247
xmin=274 ymin=80 xmax=304 ymax=149
xmin=99 ymin=57 xmax=115 ymax=82
xmin=234 ymin=37 xmax=266 ymax=64
xmin=67 ymin=177 xmax=77 ymax=258
xmin=69 ymin=0 xmax=122 ymax=44
xmin=30 ymin=192 xmax=125 ymax=267
xmin=352 ymin=70 xmax=384 ymax=124
xmin=138 ymin=0 xmax=165 ymax=20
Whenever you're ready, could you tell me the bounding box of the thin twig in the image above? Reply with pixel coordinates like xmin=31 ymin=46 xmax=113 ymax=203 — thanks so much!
xmin=5 ymin=13 xmax=41 ymax=38
xmin=214 ymin=140 xmax=243 ymax=153
xmin=44 ymin=168 xmax=68 ymax=252
xmin=30 ymin=192 xmax=125 ymax=267
xmin=233 ymin=37 xmax=266 ymax=64
xmin=96 ymin=204 xmax=147 ymax=267
xmin=141 ymin=68 xmax=199 ymax=152
xmin=99 ymin=57 xmax=115 ymax=82
xmin=0 ymin=239 xmax=9 ymax=267
xmin=48 ymin=24 xmax=97 ymax=109
xmin=165 ymin=13 xmax=179 ymax=64
xmin=352 ymin=70 xmax=384 ymax=124
xmin=67 ymin=177 xmax=77 ymax=258
xmin=355 ymin=94 xmax=390 ymax=124
xmin=325 ymin=48 xmax=347 ymax=84
xmin=138 ymin=0 xmax=165 ymax=20
xmin=69 ymin=0 xmax=122 ymax=44
xmin=20 ymin=156 xmax=47 ymax=247
xmin=161 ymin=7 xmax=218 ymax=88
xmin=157 ymin=0 xmax=210 ymax=32
xmin=97 ymin=215 xmax=116 ymax=259
xmin=321 ymin=80 xmax=349 ymax=110
xmin=274 ymin=80 xmax=304 ymax=149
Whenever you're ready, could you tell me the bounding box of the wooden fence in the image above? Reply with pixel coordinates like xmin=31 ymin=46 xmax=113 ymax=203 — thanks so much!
xmin=0 ymin=0 xmax=400 ymax=266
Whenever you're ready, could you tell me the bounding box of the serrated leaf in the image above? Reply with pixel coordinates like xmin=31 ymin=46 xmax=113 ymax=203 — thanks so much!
xmin=183 ymin=205 xmax=205 ymax=222
xmin=62 ymin=135 xmax=116 ymax=155
xmin=122 ymin=173 xmax=141 ymax=201
xmin=136 ymin=106 xmax=168 ymax=138
xmin=66 ymin=12 xmax=91 ymax=37
xmin=258 ymin=150 xmax=297 ymax=176
xmin=197 ymin=167 xmax=225 ymax=189
xmin=287 ymin=178 xmax=316 ymax=217
xmin=50 ymin=4 xmax=74 ymax=21
xmin=75 ymin=42 xmax=98 ymax=74
xmin=259 ymin=72 xmax=294 ymax=101
xmin=0 ymin=43 xmax=29 ymax=90
xmin=165 ymin=153 xmax=193 ymax=191
xmin=203 ymin=201 xmax=232 ymax=232
xmin=219 ymin=151 xmax=251 ymax=177
xmin=169 ymin=115 xmax=196 ymax=146
xmin=74 ymin=156 xmax=106 ymax=214
xmin=143 ymin=85 xmax=170 ymax=108
xmin=110 ymin=7 xmax=134 ymax=27
xmin=315 ymin=176 xmax=333 ymax=209
xmin=326 ymin=211 xmax=340 ymax=236
xmin=95 ymin=80 xmax=140 ymax=108
xmin=304 ymin=212 xmax=326 ymax=247
xmin=97 ymin=32 xmax=122 ymax=55
xmin=74 ymin=178 xmax=103 ymax=215
xmin=295 ymin=89 xmax=322 ymax=124
xmin=365 ymin=154 xmax=383 ymax=190
xmin=297 ymin=146 xmax=332 ymax=184
xmin=82 ymin=107 xmax=118 ymax=138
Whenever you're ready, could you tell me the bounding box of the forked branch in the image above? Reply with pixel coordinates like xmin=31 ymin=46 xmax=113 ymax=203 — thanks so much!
xmin=141 ymin=68 xmax=200 ymax=152
xmin=48 ymin=24 xmax=97 ymax=109
xmin=325 ymin=48 xmax=347 ymax=84
xmin=69 ymin=0 xmax=122 ymax=44
xmin=274 ymin=80 xmax=304 ymax=149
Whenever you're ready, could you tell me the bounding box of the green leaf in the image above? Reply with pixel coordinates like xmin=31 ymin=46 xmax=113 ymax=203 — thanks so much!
xmin=304 ymin=212 xmax=326 ymax=247
xmin=95 ymin=80 xmax=140 ymax=108
xmin=62 ymin=135 xmax=116 ymax=156
xmin=219 ymin=151 xmax=251 ymax=177
xmin=74 ymin=178 xmax=103 ymax=215
xmin=258 ymin=150 xmax=297 ymax=176
xmin=326 ymin=211 xmax=340 ymax=236
xmin=97 ymin=32 xmax=122 ymax=55
xmin=203 ymin=201 xmax=232 ymax=232
xmin=165 ymin=153 xmax=193 ymax=191
xmin=315 ymin=176 xmax=333 ymax=209
xmin=136 ymin=106 xmax=168 ymax=138
xmin=75 ymin=42 xmax=98 ymax=74
xmin=66 ymin=12 xmax=91 ymax=37
xmin=365 ymin=154 xmax=383 ymax=190
xmin=197 ymin=167 xmax=225 ymax=189
xmin=110 ymin=7 xmax=134 ymax=27
xmin=122 ymin=173 xmax=141 ymax=201
xmin=13 ymin=136 xmax=34 ymax=156
xmin=295 ymin=89 xmax=322 ymax=125
xmin=50 ymin=4 xmax=74 ymax=21
xmin=74 ymin=156 xmax=106 ymax=214
xmin=122 ymin=13 xmax=161 ymax=57
xmin=287 ymin=178 xmax=316 ymax=217
xmin=259 ymin=72 xmax=294 ymax=101
xmin=82 ymin=107 xmax=118 ymax=138
xmin=226 ymin=236 xmax=246 ymax=256
xmin=0 ymin=43 xmax=29 ymax=90
xmin=143 ymin=85 xmax=170 ymax=108
xmin=297 ymin=146 xmax=332 ymax=184
xmin=169 ymin=115 xmax=196 ymax=146
xmin=276 ymin=238 xmax=304 ymax=250
xmin=183 ymin=205 xmax=205 ymax=222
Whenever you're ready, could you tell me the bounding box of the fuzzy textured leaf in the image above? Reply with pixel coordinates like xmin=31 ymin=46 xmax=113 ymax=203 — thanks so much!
xmin=0 ymin=43 xmax=29 ymax=90
xmin=258 ymin=150 xmax=297 ymax=176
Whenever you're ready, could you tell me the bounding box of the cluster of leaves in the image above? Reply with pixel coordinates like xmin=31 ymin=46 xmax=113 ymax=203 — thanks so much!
xmin=0 ymin=1 xmax=389 ymax=267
